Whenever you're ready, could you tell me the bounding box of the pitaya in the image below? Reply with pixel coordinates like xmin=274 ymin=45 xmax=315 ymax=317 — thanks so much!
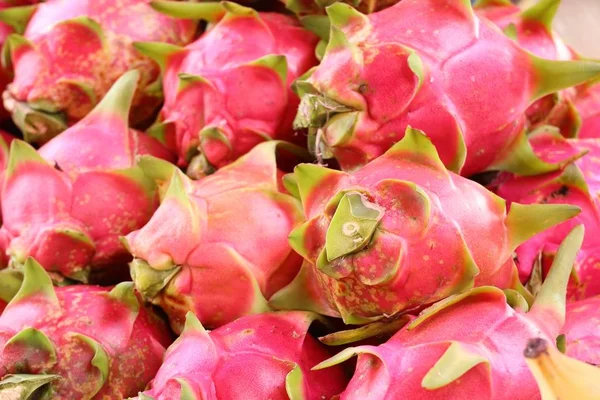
xmin=573 ymin=83 xmax=600 ymax=139
xmin=474 ymin=0 xmax=582 ymax=138
xmin=0 ymin=2 xmax=36 ymax=122
xmin=270 ymin=127 xmax=580 ymax=324
xmin=313 ymin=225 xmax=584 ymax=399
xmin=492 ymin=137 xmax=600 ymax=300
xmin=135 ymin=1 xmax=319 ymax=177
xmin=0 ymin=71 xmax=175 ymax=284
xmin=123 ymin=141 xmax=305 ymax=333
xmin=281 ymin=0 xmax=400 ymax=15
xmin=1 ymin=0 xmax=197 ymax=144
xmin=0 ymin=258 xmax=172 ymax=399
xmin=560 ymin=295 xmax=600 ymax=365
xmin=133 ymin=311 xmax=348 ymax=399
xmin=293 ymin=0 xmax=600 ymax=176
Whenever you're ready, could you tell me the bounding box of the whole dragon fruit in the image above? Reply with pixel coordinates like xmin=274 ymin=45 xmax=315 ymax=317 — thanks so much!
xmin=0 ymin=71 xmax=175 ymax=284
xmin=560 ymin=296 xmax=600 ymax=365
xmin=2 ymin=0 xmax=197 ymax=144
xmin=123 ymin=141 xmax=305 ymax=332
xmin=135 ymin=1 xmax=319 ymax=177
xmin=270 ymin=127 xmax=579 ymax=324
xmin=474 ymin=0 xmax=581 ymax=138
xmin=0 ymin=2 xmax=36 ymax=122
xmin=0 ymin=258 xmax=172 ymax=398
xmin=493 ymin=137 xmax=600 ymax=300
xmin=294 ymin=0 xmax=600 ymax=176
xmin=133 ymin=311 xmax=348 ymax=399
xmin=313 ymin=225 xmax=584 ymax=399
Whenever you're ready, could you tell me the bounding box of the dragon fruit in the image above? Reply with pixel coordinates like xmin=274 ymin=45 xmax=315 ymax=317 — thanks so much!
xmin=281 ymin=0 xmax=400 ymax=15
xmin=1 ymin=0 xmax=197 ymax=144
xmin=312 ymin=224 xmax=584 ymax=399
xmin=133 ymin=311 xmax=348 ymax=399
xmin=294 ymin=0 xmax=600 ymax=176
xmin=0 ymin=257 xmax=172 ymax=399
xmin=573 ymin=83 xmax=600 ymax=139
xmin=270 ymin=127 xmax=579 ymax=324
xmin=0 ymin=71 xmax=175 ymax=284
xmin=560 ymin=296 xmax=600 ymax=365
xmin=474 ymin=0 xmax=581 ymax=138
xmin=492 ymin=137 xmax=600 ymax=300
xmin=135 ymin=1 xmax=319 ymax=177
xmin=123 ymin=141 xmax=305 ymax=332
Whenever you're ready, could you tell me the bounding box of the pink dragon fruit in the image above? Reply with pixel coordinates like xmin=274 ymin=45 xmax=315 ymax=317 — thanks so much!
xmin=134 ymin=1 xmax=319 ymax=177
xmin=0 ymin=257 xmax=172 ymax=399
xmin=1 ymin=0 xmax=197 ymax=144
xmin=123 ymin=141 xmax=305 ymax=332
xmin=493 ymin=137 xmax=600 ymax=300
xmin=270 ymin=127 xmax=580 ymax=324
xmin=561 ymin=295 xmax=600 ymax=365
xmin=474 ymin=0 xmax=581 ymax=138
xmin=0 ymin=71 xmax=175 ymax=284
xmin=573 ymin=83 xmax=600 ymax=139
xmin=313 ymin=225 xmax=584 ymax=399
xmin=133 ymin=311 xmax=348 ymax=399
xmin=294 ymin=0 xmax=600 ymax=176
xmin=0 ymin=2 xmax=36 ymax=122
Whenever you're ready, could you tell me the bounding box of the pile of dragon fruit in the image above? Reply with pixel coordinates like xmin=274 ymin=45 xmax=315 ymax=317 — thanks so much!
xmin=0 ymin=0 xmax=599 ymax=398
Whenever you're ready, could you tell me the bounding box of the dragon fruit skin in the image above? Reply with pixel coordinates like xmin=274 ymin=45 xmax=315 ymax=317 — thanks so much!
xmin=493 ymin=138 xmax=600 ymax=300
xmin=0 ymin=71 xmax=175 ymax=284
xmin=574 ymin=83 xmax=600 ymax=139
xmin=1 ymin=0 xmax=197 ymax=144
xmin=135 ymin=1 xmax=319 ymax=176
xmin=294 ymin=0 xmax=600 ymax=177
xmin=474 ymin=0 xmax=581 ymax=138
xmin=123 ymin=141 xmax=305 ymax=333
xmin=134 ymin=311 xmax=348 ymax=400
xmin=313 ymin=225 xmax=584 ymax=399
xmin=270 ymin=127 xmax=580 ymax=325
xmin=561 ymin=296 xmax=600 ymax=365
xmin=0 ymin=258 xmax=172 ymax=399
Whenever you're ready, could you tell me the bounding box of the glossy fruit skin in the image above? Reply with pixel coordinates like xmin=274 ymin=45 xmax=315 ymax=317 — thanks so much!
xmin=3 ymin=0 xmax=197 ymax=143
xmin=135 ymin=311 xmax=348 ymax=400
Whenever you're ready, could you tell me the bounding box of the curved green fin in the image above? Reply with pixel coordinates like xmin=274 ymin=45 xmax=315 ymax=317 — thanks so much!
xmin=247 ymin=55 xmax=288 ymax=85
xmin=503 ymin=23 xmax=518 ymax=41
xmin=150 ymin=0 xmax=226 ymax=22
xmin=7 ymin=101 xmax=67 ymax=144
xmin=530 ymin=57 xmax=600 ymax=101
xmin=222 ymin=1 xmax=258 ymax=17
xmin=319 ymin=316 xmax=411 ymax=346
xmin=0 ymin=269 xmax=23 ymax=304
xmin=530 ymin=225 xmax=584 ymax=332
xmin=87 ymin=70 xmax=139 ymax=124
xmin=146 ymin=121 xmax=173 ymax=144
xmin=408 ymin=287 xmax=504 ymax=330
xmin=325 ymin=191 xmax=385 ymax=261
xmin=386 ymin=127 xmax=447 ymax=173
xmin=182 ymin=312 xmax=207 ymax=335
xmin=473 ymin=0 xmax=512 ymax=7
xmin=324 ymin=25 xmax=358 ymax=58
xmin=294 ymin=163 xmax=347 ymax=207
xmin=422 ymin=342 xmax=490 ymax=390
xmin=199 ymin=126 xmax=231 ymax=151
xmin=282 ymin=173 xmax=300 ymax=199
xmin=521 ymin=0 xmax=561 ymax=33
xmin=2 ymin=33 xmax=33 ymax=68
xmin=138 ymin=393 xmax=156 ymax=400
xmin=300 ymin=15 xmax=330 ymax=41
xmin=506 ymin=203 xmax=581 ymax=251
xmin=129 ymin=259 xmax=180 ymax=300
xmin=6 ymin=328 xmax=57 ymax=368
xmin=0 ymin=5 xmax=37 ymax=33
xmin=0 ymin=374 xmax=60 ymax=399
xmin=178 ymin=73 xmax=213 ymax=93
xmin=72 ymin=334 xmax=109 ymax=391
xmin=175 ymin=377 xmax=198 ymax=400
xmin=326 ymin=2 xmax=369 ymax=30
xmin=10 ymin=258 xmax=58 ymax=306
xmin=108 ymin=282 xmax=139 ymax=313
xmin=503 ymin=289 xmax=530 ymax=312
xmin=312 ymin=346 xmax=380 ymax=371
xmin=133 ymin=41 xmax=182 ymax=72
xmin=6 ymin=138 xmax=48 ymax=179
xmin=285 ymin=364 xmax=307 ymax=400
xmin=137 ymin=154 xmax=178 ymax=188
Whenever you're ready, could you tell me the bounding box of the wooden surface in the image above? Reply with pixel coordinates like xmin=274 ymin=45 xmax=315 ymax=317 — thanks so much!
xmin=554 ymin=0 xmax=600 ymax=58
